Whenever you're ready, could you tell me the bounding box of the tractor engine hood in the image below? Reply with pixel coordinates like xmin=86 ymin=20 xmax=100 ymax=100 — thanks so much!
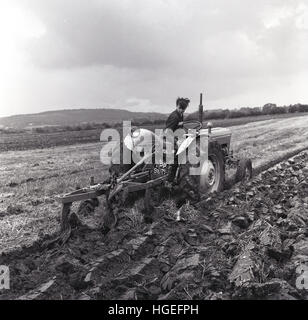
xmin=176 ymin=127 xmax=232 ymax=156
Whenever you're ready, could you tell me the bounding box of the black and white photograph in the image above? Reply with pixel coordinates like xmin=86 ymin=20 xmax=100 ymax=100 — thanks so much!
xmin=0 ymin=0 xmax=308 ymax=305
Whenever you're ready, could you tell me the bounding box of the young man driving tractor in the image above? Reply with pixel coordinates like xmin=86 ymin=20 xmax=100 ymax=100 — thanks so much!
xmin=165 ymin=97 xmax=190 ymax=132
xmin=165 ymin=97 xmax=190 ymax=183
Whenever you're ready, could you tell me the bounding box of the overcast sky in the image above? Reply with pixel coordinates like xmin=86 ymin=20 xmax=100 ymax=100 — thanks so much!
xmin=0 ymin=0 xmax=307 ymax=117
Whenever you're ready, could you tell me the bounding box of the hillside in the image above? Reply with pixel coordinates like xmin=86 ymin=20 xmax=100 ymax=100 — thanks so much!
xmin=0 ymin=108 xmax=167 ymax=129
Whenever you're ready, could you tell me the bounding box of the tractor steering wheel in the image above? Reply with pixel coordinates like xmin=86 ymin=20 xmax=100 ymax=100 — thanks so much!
xmin=182 ymin=120 xmax=202 ymax=131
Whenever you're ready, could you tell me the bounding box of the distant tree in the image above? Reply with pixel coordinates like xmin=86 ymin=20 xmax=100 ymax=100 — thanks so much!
xmin=262 ymin=103 xmax=277 ymax=115
xmin=251 ymin=107 xmax=263 ymax=116
xmin=229 ymin=110 xmax=244 ymax=118
xmin=223 ymin=109 xmax=231 ymax=118
xmin=289 ymin=105 xmax=298 ymax=113
xmin=298 ymin=104 xmax=308 ymax=113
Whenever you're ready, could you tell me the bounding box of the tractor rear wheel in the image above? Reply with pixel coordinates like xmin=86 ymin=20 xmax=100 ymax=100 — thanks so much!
xmin=199 ymin=142 xmax=225 ymax=194
xmin=235 ymin=158 xmax=252 ymax=183
xmin=177 ymin=141 xmax=225 ymax=204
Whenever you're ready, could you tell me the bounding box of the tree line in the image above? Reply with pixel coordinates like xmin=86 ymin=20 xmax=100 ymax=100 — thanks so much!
xmin=188 ymin=103 xmax=308 ymax=121
xmin=2 ymin=103 xmax=306 ymax=134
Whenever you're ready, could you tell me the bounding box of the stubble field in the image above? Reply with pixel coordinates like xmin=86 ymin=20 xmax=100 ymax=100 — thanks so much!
xmin=1 ymin=115 xmax=308 ymax=255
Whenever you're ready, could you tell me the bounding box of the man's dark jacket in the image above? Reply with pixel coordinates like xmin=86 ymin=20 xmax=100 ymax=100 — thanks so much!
xmin=165 ymin=110 xmax=183 ymax=131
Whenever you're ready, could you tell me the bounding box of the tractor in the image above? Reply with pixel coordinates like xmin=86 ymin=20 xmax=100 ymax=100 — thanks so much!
xmin=54 ymin=93 xmax=252 ymax=244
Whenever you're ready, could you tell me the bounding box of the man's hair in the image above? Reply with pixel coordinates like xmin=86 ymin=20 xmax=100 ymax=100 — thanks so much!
xmin=176 ymin=97 xmax=190 ymax=109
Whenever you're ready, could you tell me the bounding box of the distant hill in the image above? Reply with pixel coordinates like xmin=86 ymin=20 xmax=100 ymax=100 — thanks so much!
xmin=0 ymin=108 xmax=167 ymax=129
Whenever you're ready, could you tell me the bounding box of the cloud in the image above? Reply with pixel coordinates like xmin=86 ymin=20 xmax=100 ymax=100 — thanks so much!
xmin=1 ymin=0 xmax=308 ymax=116
xmin=22 ymin=0 xmax=305 ymax=74
xmin=21 ymin=0 xmax=192 ymax=70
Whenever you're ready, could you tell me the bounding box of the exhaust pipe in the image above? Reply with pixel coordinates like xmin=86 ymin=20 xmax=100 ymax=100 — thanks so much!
xmin=199 ymin=93 xmax=204 ymax=125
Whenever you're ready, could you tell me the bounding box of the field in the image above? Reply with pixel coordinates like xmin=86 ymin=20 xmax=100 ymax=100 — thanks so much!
xmin=0 ymin=128 xmax=103 ymax=152
xmin=0 ymin=114 xmax=308 ymax=299
xmin=1 ymin=112 xmax=307 ymax=152
xmin=1 ymin=114 xmax=308 ymax=253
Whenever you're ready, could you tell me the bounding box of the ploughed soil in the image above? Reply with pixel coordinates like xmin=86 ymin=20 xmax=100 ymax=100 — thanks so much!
xmin=0 ymin=152 xmax=308 ymax=300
